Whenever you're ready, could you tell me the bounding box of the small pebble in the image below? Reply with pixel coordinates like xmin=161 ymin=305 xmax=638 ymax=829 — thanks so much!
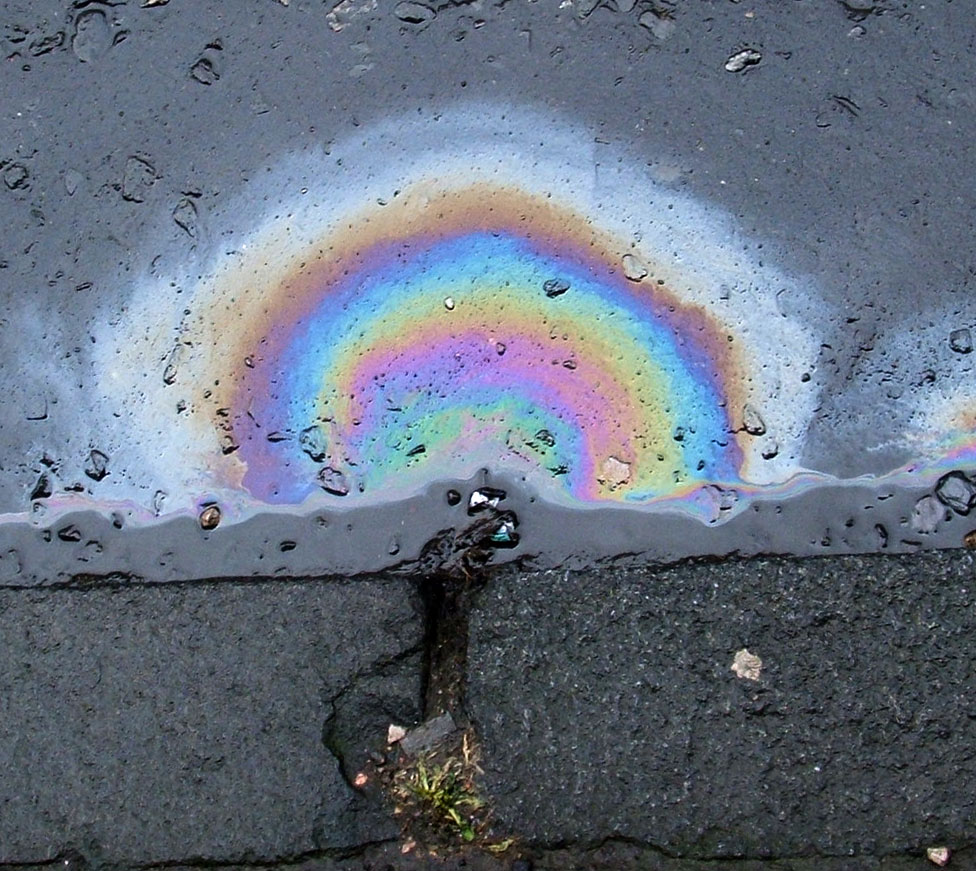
xmin=731 ymin=648 xmax=762 ymax=681
xmin=725 ymin=48 xmax=762 ymax=73
xmin=199 ymin=505 xmax=221 ymax=530
xmin=621 ymin=253 xmax=648 ymax=282
xmin=949 ymin=328 xmax=972 ymax=354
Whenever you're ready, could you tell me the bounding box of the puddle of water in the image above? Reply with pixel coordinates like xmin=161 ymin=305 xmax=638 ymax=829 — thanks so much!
xmin=3 ymin=105 xmax=975 ymax=578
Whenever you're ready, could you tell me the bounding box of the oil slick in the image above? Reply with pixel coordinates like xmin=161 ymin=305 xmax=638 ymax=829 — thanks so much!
xmin=12 ymin=105 xmax=976 ymax=553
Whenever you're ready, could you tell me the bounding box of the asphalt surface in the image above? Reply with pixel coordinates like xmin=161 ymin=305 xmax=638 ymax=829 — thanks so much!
xmin=1 ymin=0 xmax=975 ymax=868
xmin=0 ymin=577 xmax=423 ymax=864
xmin=468 ymin=550 xmax=976 ymax=859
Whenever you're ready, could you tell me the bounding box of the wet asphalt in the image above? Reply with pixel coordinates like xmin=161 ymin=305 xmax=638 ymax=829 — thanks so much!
xmin=1 ymin=1 xmax=975 ymax=867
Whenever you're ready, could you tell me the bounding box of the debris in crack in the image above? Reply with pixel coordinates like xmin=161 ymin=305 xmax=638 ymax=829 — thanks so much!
xmin=400 ymin=711 xmax=458 ymax=756
xmin=414 ymin=508 xmax=520 ymax=578
xmin=468 ymin=486 xmax=507 ymax=515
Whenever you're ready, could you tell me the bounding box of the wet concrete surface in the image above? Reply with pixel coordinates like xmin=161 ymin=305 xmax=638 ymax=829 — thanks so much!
xmin=468 ymin=549 xmax=976 ymax=859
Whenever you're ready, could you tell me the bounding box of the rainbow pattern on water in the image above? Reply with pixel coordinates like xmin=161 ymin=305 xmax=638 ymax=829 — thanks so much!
xmin=56 ymin=103 xmax=972 ymax=529
xmin=228 ymin=185 xmax=746 ymax=506
xmin=81 ymin=106 xmax=825 ymax=521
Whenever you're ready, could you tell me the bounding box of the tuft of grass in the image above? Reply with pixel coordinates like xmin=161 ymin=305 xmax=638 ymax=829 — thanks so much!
xmin=382 ymin=727 xmax=518 ymax=858
xmin=394 ymin=732 xmax=485 ymax=842
xmin=406 ymin=756 xmax=484 ymax=841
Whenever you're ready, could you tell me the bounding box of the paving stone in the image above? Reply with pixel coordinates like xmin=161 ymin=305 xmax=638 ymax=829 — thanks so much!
xmin=467 ymin=551 xmax=976 ymax=858
xmin=0 ymin=578 xmax=423 ymax=865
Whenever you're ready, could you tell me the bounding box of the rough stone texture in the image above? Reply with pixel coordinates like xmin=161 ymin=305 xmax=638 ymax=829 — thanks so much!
xmin=467 ymin=550 xmax=976 ymax=858
xmin=156 ymin=843 xmax=976 ymax=871
xmin=0 ymin=578 xmax=423 ymax=865
xmin=532 ymin=845 xmax=976 ymax=871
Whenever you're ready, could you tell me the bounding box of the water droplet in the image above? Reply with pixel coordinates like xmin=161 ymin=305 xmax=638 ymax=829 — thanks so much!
xmin=534 ymin=429 xmax=556 ymax=447
xmin=839 ymin=0 xmax=876 ymax=22
xmin=63 ymin=169 xmax=83 ymax=196
xmin=190 ymin=56 xmax=219 ymax=85
xmin=760 ymin=440 xmax=780 ymax=460
xmin=949 ymin=328 xmax=972 ymax=354
xmin=388 ymin=536 xmax=400 ymax=555
xmin=621 ymin=253 xmax=648 ymax=282
xmin=446 ymin=489 xmax=461 ymax=506
xmin=72 ymin=10 xmax=112 ymax=63
xmin=82 ymin=540 xmax=103 ymax=560
xmin=84 ymin=449 xmax=109 ymax=481
xmin=121 ymin=155 xmax=157 ymax=203
xmin=543 ymin=278 xmax=570 ymax=298
xmin=443 ymin=297 xmax=455 ymax=310
xmin=911 ymin=495 xmax=943 ymax=534
xmin=3 ymin=162 xmax=30 ymax=191
xmin=57 ymin=525 xmax=82 ymax=543
xmin=29 ymin=31 xmax=64 ymax=57
xmin=30 ymin=474 xmax=52 ymax=501
xmin=934 ymin=471 xmax=976 ymax=515
xmin=394 ymin=2 xmax=436 ymax=24
xmin=742 ymin=404 xmax=766 ymax=436
xmin=638 ymin=10 xmax=676 ymax=40
xmin=875 ymin=523 xmax=889 ymax=548
xmin=318 ymin=466 xmax=349 ymax=496
xmin=468 ymin=487 xmax=506 ymax=515
xmin=299 ymin=426 xmax=328 ymax=462
xmin=173 ymin=196 xmax=200 ymax=237
xmin=725 ymin=48 xmax=762 ymax=73
xmin=704 ymin=484 xmax=740 ymax=520
xmin=495 ymin=342 xmax=506 ymax=356
xmin=199 ymin=504 xmax=221 ymax=529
